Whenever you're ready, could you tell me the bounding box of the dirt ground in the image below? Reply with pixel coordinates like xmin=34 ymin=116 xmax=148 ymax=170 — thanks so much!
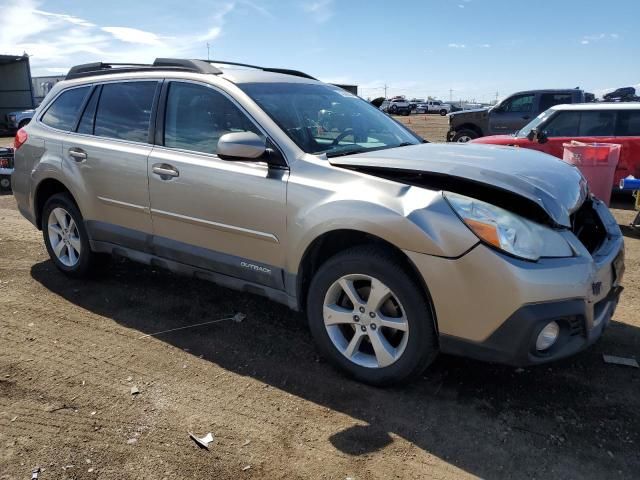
xmin=394 ymin=114 xmax=449 ymax=142
xmin=1 ymin=127 xmax=640 ymax=479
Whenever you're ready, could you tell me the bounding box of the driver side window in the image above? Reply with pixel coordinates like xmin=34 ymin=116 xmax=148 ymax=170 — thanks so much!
xmin=502 ymin=94 xmax=534 ymax=113
xmin=542 ymin=111 xmax=580 ymax=137
xmin=164 ymin=82 xmax=262 ymax=155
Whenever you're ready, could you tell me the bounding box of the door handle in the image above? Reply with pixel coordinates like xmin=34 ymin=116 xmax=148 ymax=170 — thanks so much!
xmin=152 ymin=163 xmax=179 ymax=179
xmin=68 ymin=148 xmax=87 ymax=162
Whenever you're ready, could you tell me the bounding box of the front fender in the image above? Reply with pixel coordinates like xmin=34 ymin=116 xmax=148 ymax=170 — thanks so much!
xmin=286 ymin=187 xmax=479 ymax=274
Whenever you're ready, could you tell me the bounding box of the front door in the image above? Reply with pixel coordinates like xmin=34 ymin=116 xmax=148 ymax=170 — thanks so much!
xmin=62 ymin=80 xmax=160 ymax=247
xmin=489 ymin=93 xmax=536 ymax=134
xmin=147 ymin=81 xmax=288 ymax=289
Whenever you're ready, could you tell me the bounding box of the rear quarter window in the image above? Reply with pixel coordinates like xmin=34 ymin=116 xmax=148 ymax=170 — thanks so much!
xmin=41 ymin=86 xmax=90 ymax=131
xmin=616 ymin=111 xmax=640 ymax=136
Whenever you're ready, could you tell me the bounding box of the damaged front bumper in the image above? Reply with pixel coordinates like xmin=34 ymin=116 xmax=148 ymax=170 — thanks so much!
xmin=405 ymin=198 xmax=625 ymax=367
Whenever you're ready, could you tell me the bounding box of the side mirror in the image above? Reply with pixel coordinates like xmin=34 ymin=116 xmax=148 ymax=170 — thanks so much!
xmin=217 ymin=132 xmax=267 ymax=161
xmin=537 ymin=129 xmax=548 ymax=144
xmin=527 ymin=128 xmax=548 ymax=144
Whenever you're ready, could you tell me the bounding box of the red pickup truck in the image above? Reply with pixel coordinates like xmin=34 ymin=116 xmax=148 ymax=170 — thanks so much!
xmin=471 ymin=103 xmax=640 ymax=188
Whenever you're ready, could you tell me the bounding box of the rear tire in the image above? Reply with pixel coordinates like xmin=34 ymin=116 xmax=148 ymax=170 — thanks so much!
xmin=452 ymin=129 xmax=478 ymax=142
xmin=307 ymin=246 xmax=438 ymax=386
xmin=439 ymin=109 xmax=448 ymax=116
xmin=42 ymin=193 xmax=99 ymax=278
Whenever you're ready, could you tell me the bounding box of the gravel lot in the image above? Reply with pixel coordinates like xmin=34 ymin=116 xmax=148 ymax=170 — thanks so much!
xmin=1 ymin=122 xmax=639 ymax=479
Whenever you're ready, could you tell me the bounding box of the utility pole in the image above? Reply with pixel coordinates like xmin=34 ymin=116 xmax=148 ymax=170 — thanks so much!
xmin=207 ymin=43 xmax=210 ymax=61
xmin=449 ymin=88 xmax=453 ymax=102
xmin=495 ymin=90 xmax=499 ymax=104
xmin=384 ymin=84 xmax=388 ymax=99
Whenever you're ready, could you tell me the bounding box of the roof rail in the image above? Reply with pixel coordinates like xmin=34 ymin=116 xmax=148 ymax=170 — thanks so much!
xmin=65 ymin=58 xmax=223 ymax=80
xmin=203 ymin=59 xmax=317 ymax=80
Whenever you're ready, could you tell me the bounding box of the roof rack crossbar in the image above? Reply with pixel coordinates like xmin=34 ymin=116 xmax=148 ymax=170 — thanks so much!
xmin=65 ymin=58 xmax=223 ymax=80
xmin=202 ymin=59 xmax=317 ymax=80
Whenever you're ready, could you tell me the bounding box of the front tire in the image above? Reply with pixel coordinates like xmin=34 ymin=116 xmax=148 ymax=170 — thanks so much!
xmin=307 ymin=246 xmax=438 ymax=386
xmin=452 ymin=129 xmax=478 ymax=142
xmin=42 ymin=193 xmax=98 ymax=278
xmin=439 ymin=109 xmax=448 ymax=116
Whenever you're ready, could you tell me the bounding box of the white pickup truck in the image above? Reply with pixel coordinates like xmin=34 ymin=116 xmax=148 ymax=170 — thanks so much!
xmin=416 ymin=100 xmax=452 ymax=116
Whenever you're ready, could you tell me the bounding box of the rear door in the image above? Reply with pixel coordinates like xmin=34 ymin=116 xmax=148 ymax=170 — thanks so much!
xmin=62 ymin=80 xmax=160 ymax=249
xmin=147 ymin=80 xmax=288 ymax=288
xmin=614 ymin=109 xmax=640 ymax=182
xmin=489 ymin=93 xmax=535 ymax=134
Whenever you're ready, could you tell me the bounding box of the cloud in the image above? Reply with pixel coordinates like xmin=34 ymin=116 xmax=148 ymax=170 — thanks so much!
xmin=458 ymin=4 xmax=465 ymax=8
xmin=304 ymin=0 xmax=334 ymax=23
xmin=448 ymin=43 xmax=466 ymax=48
xmin=479 ymin=43 xmax=491 ymax=48
xmin=33 ymin=9 xmax=96 ymax=27
xmin=102 ymin=27 xmax=164 ymax=46
xmin=0 ymin=0 xmax=235 ymax=75
xmin=580 ymin=32 xmax=620 ymax=45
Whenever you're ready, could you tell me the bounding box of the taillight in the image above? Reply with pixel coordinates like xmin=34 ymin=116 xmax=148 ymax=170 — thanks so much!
xmin=14 ymin=128 xmax=28 ymax=150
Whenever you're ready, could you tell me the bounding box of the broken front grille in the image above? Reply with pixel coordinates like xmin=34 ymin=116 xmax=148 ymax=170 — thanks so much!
xmin=570 ymin=199 xmax=607 ymax=254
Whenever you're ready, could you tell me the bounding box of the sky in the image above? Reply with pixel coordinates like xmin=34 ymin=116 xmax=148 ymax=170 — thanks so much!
xmin=1 ymin=0 xmax=638 ymax=103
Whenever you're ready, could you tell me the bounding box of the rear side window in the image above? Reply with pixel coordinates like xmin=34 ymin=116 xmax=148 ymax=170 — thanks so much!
xmin=163 ymin=82 xmax=262 ymax=154
xmin=41 ymin=87 xmax=90 ymax=131
xmin=578 ymin=111 xmax=616 ymax=136
xmin=94 ymin=82 xmax=157 ymax=143
xmin=616 ymin=111 xmax=640 ymax=136
xmin=543 ymin=111 xmax=579 ymax=136
xmin=539 ymin=93 xmax=573 ymax=112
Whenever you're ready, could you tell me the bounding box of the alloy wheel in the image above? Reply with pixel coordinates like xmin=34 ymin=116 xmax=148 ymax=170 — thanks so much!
xmin=47 ymin=207 xmax=81 ymax=267
xmin=322 ymin=274 xmax=409 ymax=368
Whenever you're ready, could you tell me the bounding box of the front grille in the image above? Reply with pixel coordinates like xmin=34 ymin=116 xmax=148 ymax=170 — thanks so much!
xmin=570 ymin=199 xmax=606 ymax=254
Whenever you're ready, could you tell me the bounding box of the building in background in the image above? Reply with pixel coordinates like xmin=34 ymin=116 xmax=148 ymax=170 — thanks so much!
xmin=0 ymin=54 xmax=35 ymax=132
xmin=32 ymin=75 xmax=65 ymax=105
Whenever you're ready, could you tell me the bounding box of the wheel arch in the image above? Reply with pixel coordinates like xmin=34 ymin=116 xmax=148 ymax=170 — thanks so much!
xmin=456 ymin=123 xmax=484 ymax=137
xmin=34 ymin=178 xmax=78 ymax=230
xmin=295 ymin=229 xmax=439 ymax=334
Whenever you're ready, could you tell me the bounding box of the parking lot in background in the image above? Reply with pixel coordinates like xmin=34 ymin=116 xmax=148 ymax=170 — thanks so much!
xmin=1 ymin=120 xmax=639 ymax=478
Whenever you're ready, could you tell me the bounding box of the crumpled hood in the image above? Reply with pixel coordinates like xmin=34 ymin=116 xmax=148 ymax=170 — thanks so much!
xmin=329 ymin=143 xmax=588 ymax=227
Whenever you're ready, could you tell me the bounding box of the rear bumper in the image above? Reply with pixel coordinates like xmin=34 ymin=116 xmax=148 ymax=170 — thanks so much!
xmin=439 ymin=286 xmax=623 ymax=366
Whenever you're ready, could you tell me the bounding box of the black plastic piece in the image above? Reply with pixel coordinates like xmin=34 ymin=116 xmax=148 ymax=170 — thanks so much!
xmin=202 ymin=59 xmax=317 ymax=80
xmin=439 ymin=286 xmax=623 ymax=367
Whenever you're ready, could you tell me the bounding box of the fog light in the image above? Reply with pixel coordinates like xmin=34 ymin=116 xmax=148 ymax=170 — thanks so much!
xmin=536 ymin=321 xmax=559 ymax=351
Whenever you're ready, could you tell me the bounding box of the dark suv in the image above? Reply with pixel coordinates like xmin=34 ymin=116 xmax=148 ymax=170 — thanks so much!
xmin=447 ymin=89 xmax=592 ymax=142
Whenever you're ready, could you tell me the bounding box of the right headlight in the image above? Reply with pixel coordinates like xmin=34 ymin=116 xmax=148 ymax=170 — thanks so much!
xmin=444 ymin=192 xmax=574 ymax=261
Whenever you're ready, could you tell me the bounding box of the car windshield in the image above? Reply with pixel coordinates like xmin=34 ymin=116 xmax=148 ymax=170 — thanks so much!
xmin=516 ymin=109 xmax=554 ymax=138
xmin=239 ymin=82 xmax=421 ymax=157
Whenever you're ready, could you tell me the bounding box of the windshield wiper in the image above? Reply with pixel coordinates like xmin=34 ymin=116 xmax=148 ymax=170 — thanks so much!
xmin=325 ymin=146 xmax=367 ymax=158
